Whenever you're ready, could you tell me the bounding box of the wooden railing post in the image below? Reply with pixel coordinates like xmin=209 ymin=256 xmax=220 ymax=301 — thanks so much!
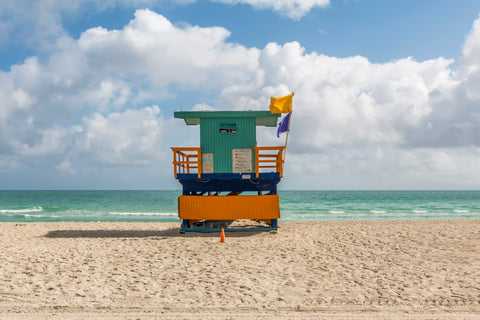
xmin=197 ymin=149 xmax=202 ymax=178
xmin=254 ymin=147 xmax=259 ymax=177
xmin=172 ymin=149 xmax=177 ymax=178
xmin=277 ymin=150 xmax=283 ymax=177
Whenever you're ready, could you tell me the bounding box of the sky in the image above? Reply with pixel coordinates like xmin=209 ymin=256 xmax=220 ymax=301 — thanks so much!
xmin=1 ymin=0 xmax=480 ymax=190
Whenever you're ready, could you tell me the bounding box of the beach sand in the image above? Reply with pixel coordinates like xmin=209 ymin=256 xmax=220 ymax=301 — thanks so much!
xmin=0 ymin=220 xmax=479 ymax=319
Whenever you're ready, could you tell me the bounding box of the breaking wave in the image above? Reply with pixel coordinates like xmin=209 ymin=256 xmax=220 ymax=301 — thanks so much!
xmin=109 ymin=212 xmax=177 ymax=216
xmin=0 ymin=207 xmax=43 ymax=214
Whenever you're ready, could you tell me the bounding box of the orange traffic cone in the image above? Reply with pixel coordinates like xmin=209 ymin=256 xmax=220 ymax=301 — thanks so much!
xmin=220 ymin=228 xmax=226 ymax=243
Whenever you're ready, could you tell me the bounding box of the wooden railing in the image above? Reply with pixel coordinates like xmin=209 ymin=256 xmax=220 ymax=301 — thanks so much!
xmin=172 ymin=146 xmax=285 ymax=179
xmin=254 ymin=146 xmax=285 ymax=178
xmin=171 ymin=147 xmax=202 ymax=178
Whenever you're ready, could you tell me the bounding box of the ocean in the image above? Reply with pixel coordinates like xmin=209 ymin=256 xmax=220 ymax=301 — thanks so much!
xmin=0 ymin=190 xmax=479 ymax=223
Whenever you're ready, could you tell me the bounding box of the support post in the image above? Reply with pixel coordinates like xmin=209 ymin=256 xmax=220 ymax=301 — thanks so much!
xmin=271 ymin=219 xmax=278 ymax=229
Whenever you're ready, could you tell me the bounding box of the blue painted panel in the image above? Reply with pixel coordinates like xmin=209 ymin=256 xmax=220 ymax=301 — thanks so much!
xmin=177 ymin=173 xmax=280 ymax=180
xmin=180 ymin=226 xmax=277 ymax=233
xmin=178 ymin=177 xmax=281 ymax=193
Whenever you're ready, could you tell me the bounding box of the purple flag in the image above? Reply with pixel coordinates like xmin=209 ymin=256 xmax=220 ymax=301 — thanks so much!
xmin=277 ymin=113 xmax=290 ymax=138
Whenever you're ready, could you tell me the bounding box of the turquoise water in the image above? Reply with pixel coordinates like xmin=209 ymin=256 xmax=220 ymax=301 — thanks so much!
xmin=0 ymin=190 xmax=479 ymax=222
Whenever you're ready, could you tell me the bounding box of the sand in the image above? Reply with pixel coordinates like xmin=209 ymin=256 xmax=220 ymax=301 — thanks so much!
xmin=0 ymin=220 xmax=479 ymax=319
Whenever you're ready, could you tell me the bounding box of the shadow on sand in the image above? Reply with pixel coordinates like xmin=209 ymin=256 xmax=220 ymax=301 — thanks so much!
xmin=44 ymin=228 xmax=269 ymax=239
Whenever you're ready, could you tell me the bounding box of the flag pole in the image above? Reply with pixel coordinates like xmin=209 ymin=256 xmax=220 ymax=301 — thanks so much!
xmin=282 ymin=92 xmax=294 ymax=168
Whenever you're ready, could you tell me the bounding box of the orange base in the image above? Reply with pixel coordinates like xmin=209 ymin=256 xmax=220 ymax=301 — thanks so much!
xmin=178 ymin=195 xmax=280 ymax=221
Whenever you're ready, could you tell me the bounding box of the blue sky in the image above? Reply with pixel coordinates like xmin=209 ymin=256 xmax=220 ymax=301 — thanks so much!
xmin=1 ymin=0 xmax=480 ymax=189
xmin=3 ymin=0 xmax=480 ymax=68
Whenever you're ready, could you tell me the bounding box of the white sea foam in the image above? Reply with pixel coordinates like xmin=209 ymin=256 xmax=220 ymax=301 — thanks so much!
xmin=413 ymin=210 xmax=428 ymax=213
xmin=109 ymin=212 xmax=177 ymax=216
xmin=0 ymin=207 xmax=43 ymax=214
xmin=371 ymin=210 xmax=386 ymax=214
xmin=454 ymin=209 xmax=469 ymax=213
xmin=329 ymin=210 xmax=345 ymax=214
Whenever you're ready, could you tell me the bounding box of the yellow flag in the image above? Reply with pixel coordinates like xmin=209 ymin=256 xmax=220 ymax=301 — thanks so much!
xmin=269 ymin=93 xmax=293 ymax=114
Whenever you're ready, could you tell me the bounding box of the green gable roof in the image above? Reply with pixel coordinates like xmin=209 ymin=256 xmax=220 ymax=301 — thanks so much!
xmin=174 ymin=111 xmax=280 ymax=127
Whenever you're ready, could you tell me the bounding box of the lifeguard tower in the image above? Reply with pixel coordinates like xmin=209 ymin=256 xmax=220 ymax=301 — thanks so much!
xmin=171 ymin=96 xmax=292 ymax=232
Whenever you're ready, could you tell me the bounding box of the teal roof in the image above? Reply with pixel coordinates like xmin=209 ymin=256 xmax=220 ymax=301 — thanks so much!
xmin=174 ymin=111 xmax=280 ymax=127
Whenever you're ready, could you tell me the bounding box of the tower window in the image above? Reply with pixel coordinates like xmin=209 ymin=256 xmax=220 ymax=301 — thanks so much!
xmin=219 ymin=123 xmax=236 ymax=133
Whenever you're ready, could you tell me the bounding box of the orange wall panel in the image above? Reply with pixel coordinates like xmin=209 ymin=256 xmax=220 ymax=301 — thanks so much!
xmin=178 ymin=195 xmax=280 ymax=220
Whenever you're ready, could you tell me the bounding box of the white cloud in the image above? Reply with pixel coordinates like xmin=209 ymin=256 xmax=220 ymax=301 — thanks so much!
xmin=222 ymin=41 xmax=458 ymax=151
xmin=1 ymin=10 xmax=480 ymax=188
xmin=0 ymin=0 xmax=177 ymax=50
xmin=83 ymin=79 xmax=132 ymax=112
xmin=457 ymin=14 xmax=480 ymax=103
xmin=213 ymin=0 xmax=329 ymax=20
xmin=192 ymin=103 xmax=216 ymax=111
xmin=0 ymin=0 xmax=325 ymax=54
xmin=215 ymin=19 xmax=480 ymax=188
xmin=68 ymin=105 xmax=167 ymax=167
xmin=0 ymin=9 xmax=259 ymax=163
xmin=458 ymin=14 xmax=480 ymax=79
xmin=283 ymin=146 xmax=480 ymax=189
xmin=76 ymin=9 xmax=259 ymax=89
